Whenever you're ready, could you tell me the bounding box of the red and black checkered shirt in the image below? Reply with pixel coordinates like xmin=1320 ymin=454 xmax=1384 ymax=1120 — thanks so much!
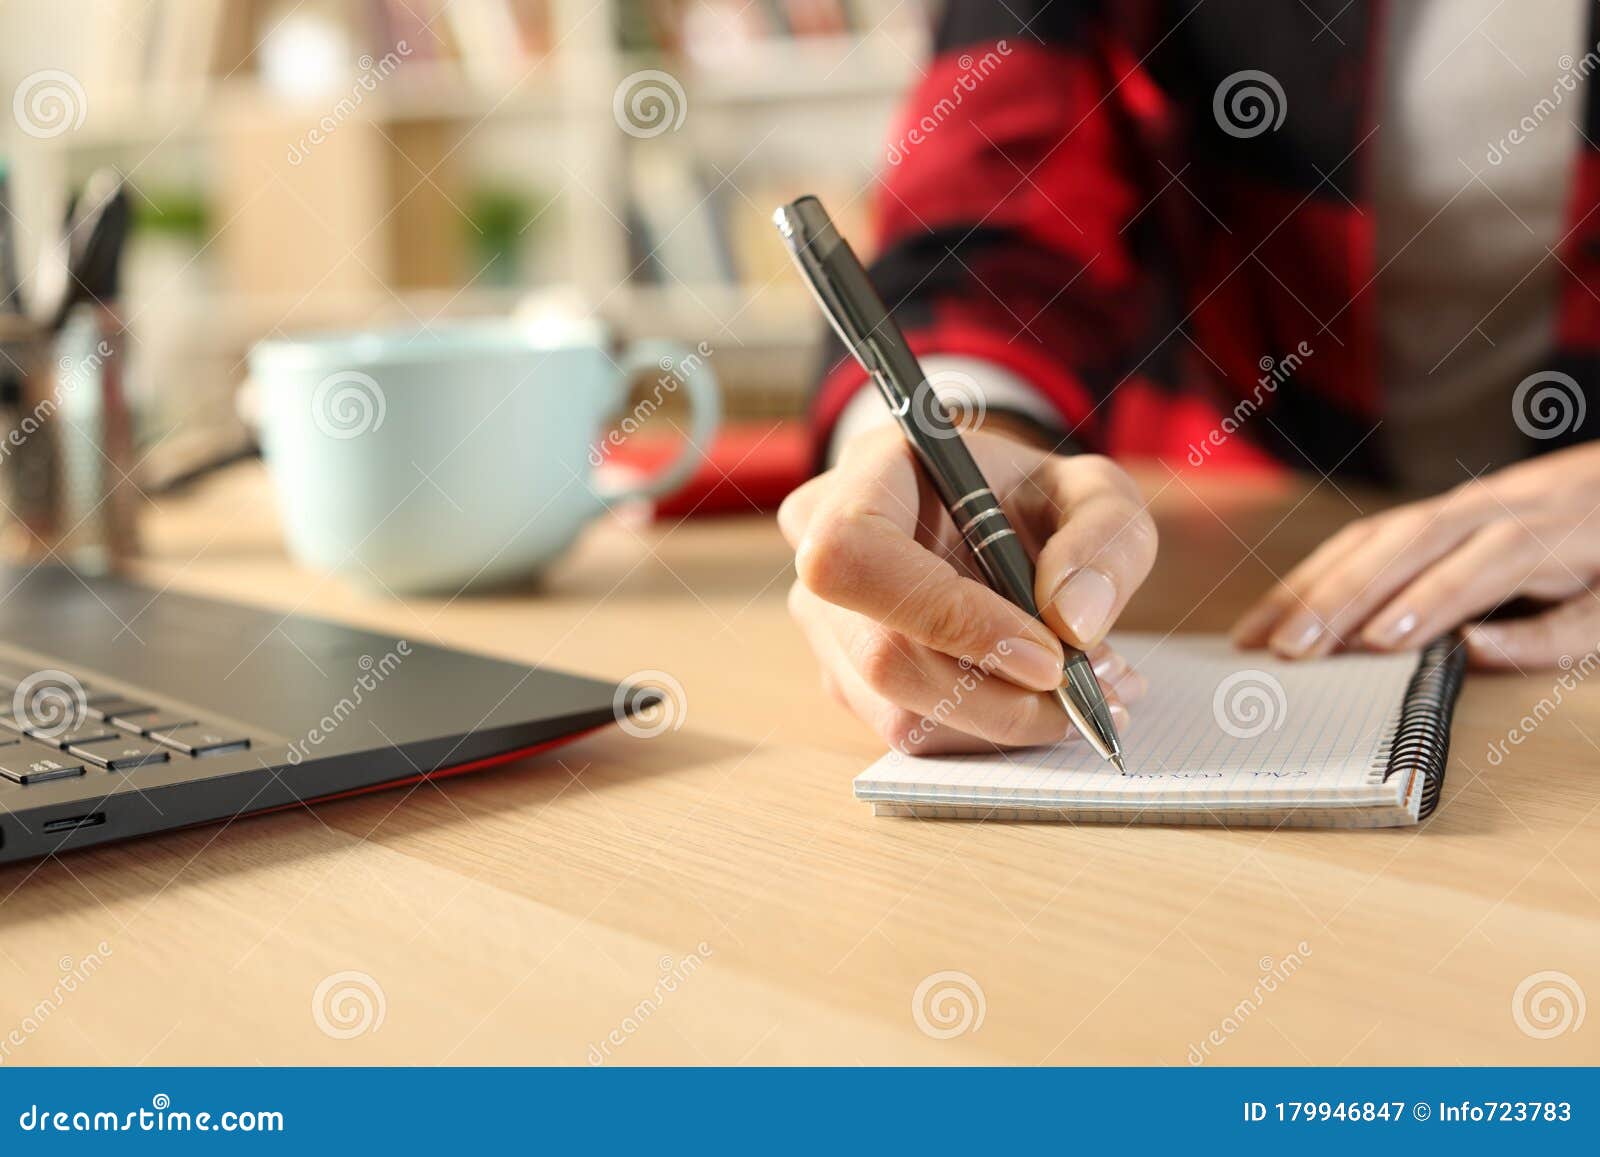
xmin=811 ymin=0 xmax=1600 ymax=482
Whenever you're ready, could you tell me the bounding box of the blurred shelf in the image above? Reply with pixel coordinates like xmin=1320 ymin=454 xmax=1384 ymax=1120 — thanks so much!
xmin=22 ymin=35 xmax=918 ymax=152
xmin=659 ymin=34 xmax=922 ymax=104
xmin=5 ymin=3 xmax=916 ymax=418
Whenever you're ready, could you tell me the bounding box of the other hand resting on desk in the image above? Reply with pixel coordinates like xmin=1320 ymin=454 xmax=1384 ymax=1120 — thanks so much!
xmin=1234 ymin=443 xmax=1600 ymax=669
xmin=779 ymin=425 xmax=1156 ymax=754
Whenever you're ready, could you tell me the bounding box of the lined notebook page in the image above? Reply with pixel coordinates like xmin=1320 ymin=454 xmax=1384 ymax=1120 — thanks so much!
xmin=854 ymin=635 xmax=1420 ymax=810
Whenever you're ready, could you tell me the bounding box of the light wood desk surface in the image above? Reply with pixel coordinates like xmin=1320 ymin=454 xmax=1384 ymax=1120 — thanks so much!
xmin=1 ymin=462 xmax=1596 ymax=1065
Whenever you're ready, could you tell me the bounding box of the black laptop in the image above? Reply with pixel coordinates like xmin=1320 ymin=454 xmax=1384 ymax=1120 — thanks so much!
xmin=0 ymin=566 xmax=643 ymax=864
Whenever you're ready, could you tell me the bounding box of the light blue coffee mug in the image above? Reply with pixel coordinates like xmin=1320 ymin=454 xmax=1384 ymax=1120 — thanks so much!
xmin=250 ymin=319 xmax=719 ymax=593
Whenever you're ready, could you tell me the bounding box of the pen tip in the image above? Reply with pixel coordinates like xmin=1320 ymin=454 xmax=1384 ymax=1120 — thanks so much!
xmin=1112 ymin=752 xmax=1128 ymax=775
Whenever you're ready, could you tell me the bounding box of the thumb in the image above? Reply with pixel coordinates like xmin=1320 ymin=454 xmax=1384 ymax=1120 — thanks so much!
xmin=1032 ymin=456 xmax=1159 ymax=650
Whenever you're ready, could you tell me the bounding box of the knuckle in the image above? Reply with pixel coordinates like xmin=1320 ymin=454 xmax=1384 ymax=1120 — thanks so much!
xmin=1427 ymin=569 xmax=1468 ymax=604
xmin=1074 ymin=453 xmax=1117 ymax=478
xmin=839 ymin=424 xmax=903 ymax=466
xmin=1388 ymin=506 xmax=1437 ymax=538
xmin=916 ymin=588 xmax=987 ymax=657
xmin=985 ymin=700 xmax=1040 ymax=747
xmin=794 ymin=517 xmax=861 ymax=600
xmin=1115 ymin=507 xmax=1160 ymax=563
xmin=853 ymin=630 xmax=911 ymax=697
xmin=1482 ymin=518 xmax=1533 ymax=553
xmin=1333 ymin=516 xmax=1377 ymax=546
xmin=776 ymin=480 xmax=820 ymax=546
xmin=1071 ymin=454 xmax=1138 ymax=497
xmin=1447 ymin=477 xmax=1494 ymax=510
xmin=876 ymin=707 xmax=931 ymax=751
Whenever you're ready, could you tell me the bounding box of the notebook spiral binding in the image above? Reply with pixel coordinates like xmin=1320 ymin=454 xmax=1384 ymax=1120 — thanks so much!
xmin=1365 ymin=637 xmax=1468 ymax=820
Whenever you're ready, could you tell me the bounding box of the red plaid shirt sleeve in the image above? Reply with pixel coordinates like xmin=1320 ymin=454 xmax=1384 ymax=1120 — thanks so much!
xmin=810 ymin=0 xmax=1175 ymax=462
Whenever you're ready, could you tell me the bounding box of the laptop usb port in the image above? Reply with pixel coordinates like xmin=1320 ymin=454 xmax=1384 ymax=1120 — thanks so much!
xmin=43 ymin=812 xmax=106 ymax=835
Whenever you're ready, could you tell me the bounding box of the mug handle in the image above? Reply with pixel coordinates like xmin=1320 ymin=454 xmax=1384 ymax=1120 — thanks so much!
xmin=595 ymin=340 xmax=722 ymax=505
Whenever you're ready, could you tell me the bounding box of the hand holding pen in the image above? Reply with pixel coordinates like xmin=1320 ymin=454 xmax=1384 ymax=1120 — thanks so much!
xmin=774 ymin=197 xmax=1157 ymax=767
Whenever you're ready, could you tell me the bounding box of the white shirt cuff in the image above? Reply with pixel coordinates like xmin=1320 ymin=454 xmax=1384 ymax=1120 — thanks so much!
xmin=827 ymin=355 xmax=1063 ymax=463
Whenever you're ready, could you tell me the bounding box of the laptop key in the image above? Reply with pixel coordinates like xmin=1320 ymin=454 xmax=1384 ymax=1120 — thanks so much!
xmin=122 ymin=712 xmax=196 ymax=737
xmin=2 ymin=710 xmax=94 ymax=737
xmin=0 ymin=752 xmax=86 ymax=784
xmin=149 ymin=725 xmax=250 ymax=757
xmin=69 ymin=739 xmax=169 ymax=771
xmin=85 ymin=697 xmax=153 ymax=721
xmin=31 ymin=723 xmax=120 ymax=748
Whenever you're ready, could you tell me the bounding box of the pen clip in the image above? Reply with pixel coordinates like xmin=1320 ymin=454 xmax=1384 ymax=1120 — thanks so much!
xmin=861 ymin=336 xmax=912 ymax=416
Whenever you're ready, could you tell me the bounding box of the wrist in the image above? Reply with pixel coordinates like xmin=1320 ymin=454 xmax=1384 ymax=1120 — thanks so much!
xmin=826 ymin=355 xmax=1070 ymax=464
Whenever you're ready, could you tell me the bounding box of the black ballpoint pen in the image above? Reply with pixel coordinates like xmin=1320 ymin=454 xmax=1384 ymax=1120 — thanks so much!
xmin=774 ymin=195 xmax=1126 ymax=773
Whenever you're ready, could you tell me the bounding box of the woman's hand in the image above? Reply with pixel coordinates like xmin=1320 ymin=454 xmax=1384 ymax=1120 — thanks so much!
xmin=779 ymin=426 xmax=1158 ymax=754
xmin=1233 ymin=444 xmax=1600 ymax=669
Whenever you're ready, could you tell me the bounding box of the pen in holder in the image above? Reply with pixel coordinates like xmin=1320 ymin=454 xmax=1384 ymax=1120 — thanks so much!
xmin=0 ymin=304 xmax=141 ymax=570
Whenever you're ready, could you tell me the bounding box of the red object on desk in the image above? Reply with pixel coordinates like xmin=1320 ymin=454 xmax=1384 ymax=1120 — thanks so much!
xmin=596 ymin=421 xmax=811 ymax=520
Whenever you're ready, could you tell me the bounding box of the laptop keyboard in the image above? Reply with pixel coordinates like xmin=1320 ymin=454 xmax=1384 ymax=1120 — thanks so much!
xmin=0 ymin=667 xmax=252 ymax=786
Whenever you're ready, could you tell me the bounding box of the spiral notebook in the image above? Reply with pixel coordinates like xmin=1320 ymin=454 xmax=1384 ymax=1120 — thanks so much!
xmin=854 ymin=634 xmax=1465 ymax=828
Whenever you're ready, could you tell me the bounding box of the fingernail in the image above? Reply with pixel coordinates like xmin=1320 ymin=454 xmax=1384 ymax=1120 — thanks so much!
xmin=997 ymin=637 xmax=1065 ymax=691
xmin=1269 ymin=612 xmax=1324 ymax=658
xmin=1364 ymin=610 xmax=1418 ymax=648
xmin=1052 ymin=568 xmax=1117 ymax=646
xmin=1092 ymin=649 xmax=1128 ymax=680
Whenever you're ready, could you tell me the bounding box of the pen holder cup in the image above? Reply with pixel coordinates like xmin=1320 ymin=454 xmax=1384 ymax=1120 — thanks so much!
xmin=0 ymin=306 xmax=140 ymax=570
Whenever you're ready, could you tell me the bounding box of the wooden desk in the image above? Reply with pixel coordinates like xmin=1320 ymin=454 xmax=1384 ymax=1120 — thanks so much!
xmin=1 ymin=463 xmax=1596 ymax=1065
